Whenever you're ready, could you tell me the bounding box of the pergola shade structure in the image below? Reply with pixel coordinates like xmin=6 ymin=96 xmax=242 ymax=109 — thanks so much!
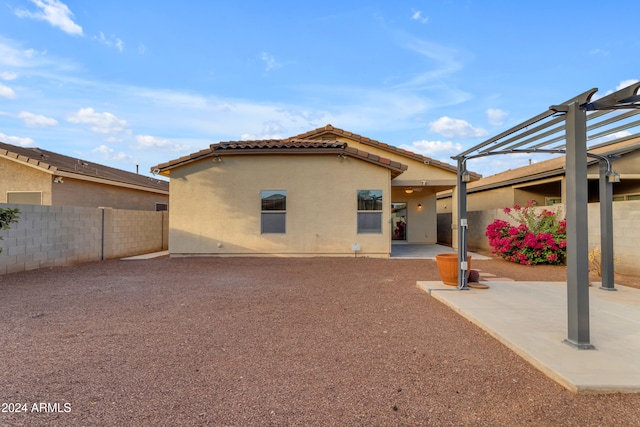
xmin=453 ymin=82 xmax=640 ymax=349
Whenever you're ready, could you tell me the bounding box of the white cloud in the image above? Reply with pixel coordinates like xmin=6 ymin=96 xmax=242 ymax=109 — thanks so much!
xmin=0 ymin=38 xmax=52 ymax=69
xmin=68 ymin=107 xmax=128 ymax=134
xmin=94 ymin=32 xmax=125 ymax=52
xmin=0 ymin=132 xmax=36 ymax=147
xmin=400 ymin=140 xmax=463 ymax=162
xmin=92 ymin=144 xmax=129 ymax=161
xmin=487 ymin=108 xmax=508 ymax=126
xmin=411 ymin=10 xmax=429 ymax=24
xmin=135 ymin=135 xmax=189 ymax=152
xmin=18 ymin=111 xmax=58 ymax=127
xmin=240 ymin=132 xmax=283 ymax=140
xmin=14 ymin=0 xmax=83 ymax=36
xmin=260 ymin=52 xmax=282 ymax=72
xmin=0 ymin=72 xmax=18 ymax=81
xmin=589 ymin=130 xmax=633 ymax=146
xmin=589 ymin=48 xmax=608 ymax=56
xmin=138 ymin=43 xmax=146 ymax=55
xmin=429 ymin=116 xmax=488 ymax=138
xmin=0 ymin=83 xmax=16 ymax=99
xmin=241 ymin=121 xmax=286 ymax=140
xmin=394 ymin=36 xmax=464 ymax=90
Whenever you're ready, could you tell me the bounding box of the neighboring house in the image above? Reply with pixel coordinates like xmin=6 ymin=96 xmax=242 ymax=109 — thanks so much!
xmin=0 ymin=141 xmax=169 ymax=211
xmin=437 ymin=135 xmax=640 ymax=214
xmin=152 ymin=124 xmax=479 ymax=257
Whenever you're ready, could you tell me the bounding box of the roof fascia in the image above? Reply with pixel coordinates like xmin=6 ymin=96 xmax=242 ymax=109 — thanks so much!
xmin=0 ymin=150 xmax=59 ymax=173
xmin=54 ymin=171 xmax=169 ymax=195
xmin=289 ymin=125 xmax=476 ymax=178
xmin=2 ymin=148 xmax=168 ymax=194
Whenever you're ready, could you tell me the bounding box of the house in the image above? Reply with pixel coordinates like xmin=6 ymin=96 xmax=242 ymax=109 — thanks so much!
xmin=437 ymin=135 xmax=640 ymax=214
xmin=152 ymin=124 xmax=479 ymax=257
xmin=0 ymin=141 xmax=169 ymax=211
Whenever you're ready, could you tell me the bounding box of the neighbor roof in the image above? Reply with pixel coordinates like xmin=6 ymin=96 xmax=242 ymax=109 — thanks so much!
xmin=152 ymin=138 xmax=409 ymax=178
xmin=459 ymin=135 xmax=640 ymax=193
xmin=288 ymin=124 xmax=482 ymax=180
xmin=0 ymin=141 xmax=169 ymax=193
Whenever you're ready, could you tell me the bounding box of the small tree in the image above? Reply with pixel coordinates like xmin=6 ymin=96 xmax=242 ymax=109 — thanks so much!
xmin=0 ymin=208 xmax=20 ymax=253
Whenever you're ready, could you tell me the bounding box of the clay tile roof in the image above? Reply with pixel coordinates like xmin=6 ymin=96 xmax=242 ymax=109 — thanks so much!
xmin=154 ymin=138 xmax=408 ymax=178
xmin=0 ymin=141 xmax=168 ymax=192
xmin=287 ymin=124 xmax=482 ymax=179
xmin=213 ymin=139 xmax=347 ymax=151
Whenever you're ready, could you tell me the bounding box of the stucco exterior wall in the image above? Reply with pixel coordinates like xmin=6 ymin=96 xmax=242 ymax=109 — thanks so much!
xmin=168 ymin=154 xmax=392 ymax=257
xmin=0 ymin=160 xmax=52 ymax=204
xmin=390 ymin=188 xmax=438 ymax=243
xmin=437 ymin=187 xmax=515 ymax=214
xmin=0 ymin=157 xmax=168 ymax=210
xmin=52 ymin=177 xmax=168 ymax=211
xmin=336 ymin=136 xmax=457 ymax=181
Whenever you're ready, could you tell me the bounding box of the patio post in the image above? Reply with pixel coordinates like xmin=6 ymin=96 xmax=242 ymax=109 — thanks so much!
xmin=599 ymin=159 xmax=616 ymax=291
xmin=456 ymin=158 xmax=469 ymax=290
xmin=563 ymin=100 xmax=594 ymax=349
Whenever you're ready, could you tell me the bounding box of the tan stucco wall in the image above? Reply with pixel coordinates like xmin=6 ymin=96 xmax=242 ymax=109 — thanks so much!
xmin=168 ymin=154 xmax=392 ymax=257
xmin=0 ymin=158 xmax=168 ymax=210
xmin=390 ymin=188 xmax=438 ymax=243
xmin=333 ymin=135 xmax=457 ymax=244
xmin=438 ymin=187 xmax=515 ymax=213
xmin=333 ymin=136 xmax=458 ymax=181
xmin=52 ymin=178 xmax=169 ymax=211
xmin=0 ymin=159 xmax=52 ymax=204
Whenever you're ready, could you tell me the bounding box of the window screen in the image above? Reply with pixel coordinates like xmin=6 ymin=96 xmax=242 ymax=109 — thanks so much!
xmin=357 ymin=190 xmax=382 ymax=233
xmin=7 ymin=192 xmax=42 ymax=205
xmin=261 ymin=190 xmax=286 ymax=233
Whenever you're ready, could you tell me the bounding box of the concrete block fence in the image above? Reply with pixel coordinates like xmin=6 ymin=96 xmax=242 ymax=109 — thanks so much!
xmin=0 ymin=203 xmax=168 ymax=275
xmin=438 ymin=200 xmax=640 ymax=276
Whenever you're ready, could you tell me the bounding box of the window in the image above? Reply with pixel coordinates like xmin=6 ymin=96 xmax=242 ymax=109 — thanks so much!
xmin=7 ymin=191 xmax=42 ymax=205
xmin=155 ymin=203 xmax=168 ymax=211
xmin=261 ymin=190 xmax=286 ymax=233
xmin=357 ymin=190 xmax=382 ymax=233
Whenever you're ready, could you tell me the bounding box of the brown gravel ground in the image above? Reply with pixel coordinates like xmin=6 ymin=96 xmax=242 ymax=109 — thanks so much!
xmin=1 ymin=255 xmax=639 ymax=426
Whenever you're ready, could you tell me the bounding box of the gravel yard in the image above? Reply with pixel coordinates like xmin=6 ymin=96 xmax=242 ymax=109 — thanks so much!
xmin=1 ymin=256 xmax=639 ymax=426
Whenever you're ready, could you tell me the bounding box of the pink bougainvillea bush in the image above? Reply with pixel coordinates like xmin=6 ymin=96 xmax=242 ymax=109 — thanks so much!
xmin=485 ymin=200 xmax=566 ymax=265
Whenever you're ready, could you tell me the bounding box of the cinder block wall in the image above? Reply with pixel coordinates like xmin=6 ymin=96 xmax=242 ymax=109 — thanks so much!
xmin=441 ymin=201 xmax=640 ymax=276
xmin=0 ymin=203 xmax=168 ymax=275
xmin=102 ymin=208 xmax=168 ymax=259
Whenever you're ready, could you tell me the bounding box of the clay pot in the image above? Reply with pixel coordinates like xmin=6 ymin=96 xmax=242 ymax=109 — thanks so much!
xmin=435 ymin=253 xmax=472 ymax=286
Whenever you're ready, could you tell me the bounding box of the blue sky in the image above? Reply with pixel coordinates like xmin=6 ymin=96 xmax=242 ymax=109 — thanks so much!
xmin=1 ymin=0 xmax=638 ymax=178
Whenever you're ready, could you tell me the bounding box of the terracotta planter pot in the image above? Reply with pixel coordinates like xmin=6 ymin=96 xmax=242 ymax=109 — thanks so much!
xmin=435 ymin=253 xmax=472 ymax=286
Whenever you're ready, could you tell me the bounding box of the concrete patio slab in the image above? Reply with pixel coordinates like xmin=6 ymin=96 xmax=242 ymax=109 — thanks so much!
xmin=417 ymin=280 xmax=640 ymax=394
xmin=121 ymin=250 xmax=169 ymax=260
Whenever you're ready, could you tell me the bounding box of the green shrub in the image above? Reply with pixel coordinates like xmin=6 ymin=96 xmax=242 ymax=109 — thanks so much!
xmin=0 ymin=208 xmax=20 ymax=253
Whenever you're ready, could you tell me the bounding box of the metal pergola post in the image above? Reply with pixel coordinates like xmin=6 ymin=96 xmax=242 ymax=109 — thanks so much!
xmin=563 ymin=101 xmax=595 ymax=349
xmin=598 ymin=159 xmax=616 ymax=291
xmin=456 ymin=158 xmax=469 ymax=290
